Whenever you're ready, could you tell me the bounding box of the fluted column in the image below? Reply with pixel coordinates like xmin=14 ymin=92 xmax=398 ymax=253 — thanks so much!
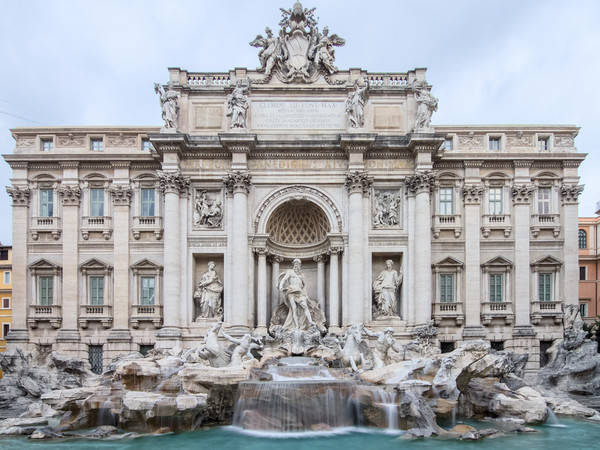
xmin=406 ymin=171 xmax=435 ymax=325
xmin=223 ymin=171 xmax=252 ymax=329
xmin=327 ymin=246 xmax=342 ymax=330
xmin=255 ymin=248 xmax=268 ymax=332
xmin=5 ymin=186 xmax=31 ymax=342
xmin=108 ymin=184 xmax=132 ymax=334
xmin=157 ymin=170 xmax=190 ymax=338
xmin=344 ymin=171 xmax=372 ymax=325
xmin=57 ymin=184 xmax=81 ymax=340
xmin=314 ymin=254 xmax=327 ymax=312
xmin=269 ymin=255 xmax=283 ymax=318
xmin=561 ymin=183 xmax=584 ymax=306
xmin=462 ymin=184 xmax=484 ymax=332
xmin=512 ymin=183 xmax=534 ymax=328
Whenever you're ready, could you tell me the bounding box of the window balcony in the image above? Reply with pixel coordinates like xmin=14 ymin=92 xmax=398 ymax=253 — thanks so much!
xmin=81 ymin=216 xmax=113 ymax=240
xmin=530 ymin=214 xmax=561 ymax=238
xmin=132 ymin=216 xmax=163 ymax=240
xmin=481 ymin=301 xmax=514 ymax=325
xmin=28 ymin=304 xmax=62 ymax=329
xmin=433 ymin=302 xmax=464 ymax=326
xmin=30 ymin=217 xmax=61 ymax=241
xmin=530 ymin=300 xmax=564 ymax=325
xmin=481 ymin=214 xmax=512 ymax=238
xmin=130 ymin=304 xmax=163 ymax=329
xmin=79 ymin=304 xmax=112 ymax=329
xmin=432 ymin=214 xmax=462 ymax=238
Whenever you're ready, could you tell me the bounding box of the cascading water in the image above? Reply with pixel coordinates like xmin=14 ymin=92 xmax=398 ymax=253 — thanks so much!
xmin=233 ymin=357 xmax=358 ymax=432
xmin=370 ymin=389 xmax=398 ymax=431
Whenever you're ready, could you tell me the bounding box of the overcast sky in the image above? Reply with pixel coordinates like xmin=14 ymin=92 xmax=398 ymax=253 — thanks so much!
xmin=1 ymin=0 xmax=599 ymax=245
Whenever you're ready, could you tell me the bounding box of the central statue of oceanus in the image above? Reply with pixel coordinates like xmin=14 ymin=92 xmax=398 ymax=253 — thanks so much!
xmin=269 ymin=258 xmax=326 ymax=332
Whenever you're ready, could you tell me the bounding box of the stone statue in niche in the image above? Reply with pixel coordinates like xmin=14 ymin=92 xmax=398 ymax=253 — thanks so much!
xmin=193 ymin=191 xmax=223 ymax=228
xmin=154 ymin=81 xmax=179 ymax=130
xmin=413 ymin=80 xmax=438 ymax=131
xmin=373 ymin=190 xmax=401 ymax=228
xmin=346 ymin=81 xmax=368 ymax=128
xmin=227 ymin=79 xmax=250 ymax=129
xmin=373 ymin=259 xmax=402 ymax=318
xmin=193 ymin=262 xmax=223 ymax=319
xmin=270 ymin=259 xmax=326 ymax=332
xmin=363 ymin=326 xmax=401 ymax=368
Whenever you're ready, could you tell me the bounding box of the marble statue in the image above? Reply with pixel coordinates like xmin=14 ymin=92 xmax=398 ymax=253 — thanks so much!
xmin=221 ymin=329 xmax=262 ymax=366
xmin=154 ymin=81 xmax=179 ymax=129
xmin=193 ymin=262 xmax=223 ymax=319
xmin=373 ymin=260 xmax=402 ymax=318
xmin=339 ymin=324 xmax=372 ymax=372
xmin=269 ymin=259 xmax=326 ymax=332
xmin=363 ymin=326 xmax=400 ymax=368
xmin=373 ymin=191 xmax=401 ymax=227
xmin=193 ymin=191 xmax=222 ymax=227
xmin=227 ymin=80 xmax=250 ymax=129
xmin=413 ymin=80 xmax=438 ymax=131
xmin=311 ymin=26 xmax=345 ymax=75
xmin=346 ymin=82 xmax=368 ymax=128
xmin=249 ymin=27 xmax=283 ymax=77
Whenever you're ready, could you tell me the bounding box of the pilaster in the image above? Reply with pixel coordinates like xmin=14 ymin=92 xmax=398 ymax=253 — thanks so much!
xmin=561 ymin=183 xmax=584 ymax=306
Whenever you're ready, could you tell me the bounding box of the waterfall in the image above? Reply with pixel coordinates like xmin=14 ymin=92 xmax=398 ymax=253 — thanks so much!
xmin=370 ymin=389 xmax=398 ymax=431
xmin=546 ymin=407 xmax=566 ymax=428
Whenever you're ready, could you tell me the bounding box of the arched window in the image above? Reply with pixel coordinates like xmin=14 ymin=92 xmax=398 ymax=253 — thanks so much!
xmin=578 ymin=229 xmax=587 ymax=249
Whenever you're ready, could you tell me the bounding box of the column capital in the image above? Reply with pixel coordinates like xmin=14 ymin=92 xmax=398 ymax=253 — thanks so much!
xmin=58 ymin=185 xmax=81 ymax=206
xmin=223 ymin=170 xmax=252 ymax=194
xmin=158 ymin=170 xmax=190 ymax=196
xmin=405 ymin=170 xmax=436 ymax=194
xmin=462 ymin=184 xmax=484 ymax=204
xmin=109 ymin=185 xmax=132 ymax=206
xmin=344 ymin=170 xmax=373 ymax=195
xmin=511 ymin=184 xmax=534 ymax=204
xmin=268 ymin=254 xmax=284 ymax=264
xmin=313 ymin=254 xmax=329 ymax=263
xmin=327 ymin=246 xmax=344 ymax=256
xmin=253 ymin=246 xmax=268 ymax=256
xmin=6 ymin=186 xmax=31 ymax=207
xmin=560 ymin=184 xmax=584 ymax=205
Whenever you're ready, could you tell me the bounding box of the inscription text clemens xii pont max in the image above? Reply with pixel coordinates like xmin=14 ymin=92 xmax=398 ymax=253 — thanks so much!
xmin=252 ymin=101 xmax=346 ymax=129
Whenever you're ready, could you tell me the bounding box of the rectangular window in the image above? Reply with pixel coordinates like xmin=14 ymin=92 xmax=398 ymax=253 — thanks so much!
xmin=0 ymin=249 xmax=8 ymax=260
xmin=139 ymin=344 xmax=154 ymax=356
xmin=489 ymin=274 xmax=503 ymax=302
xmin=88 ymin=345 xmax=103 ymax=375
xmin=89 ymin=276 xmax=104 ymax=305
xmin=90 ymin=188 xmax=104 ymax=217
xmin=580 ymin=266 xmax=587 ymax=281
xmin=3 ymin=272 xmax=10 ymax=284
xmin=90 ymin=138 xmax=103 ymax=151
xmin=39 ymin=276 xmax=53 ymax=306
xmin=141 ymin=276 xmax=155 ymax=305
xmin=441 ymin=138 xmax=453 ymax=151
xmin=2 ymin=298 xmax=9 ymax=309
xmin=580 ymin=303 xmax=588 ymax=318
xmin=489 ymin=187 xmax=503 ymax=214
xmin=41 ymin=139 xmax=54 ymax=152
xmin=538 ymin=137 xmax=549 ymax=151
xmin=40 ymin=189 xmax=54 ymax=217
xmin=439 ymin=187 xmax=453 ymax=215
xmin=142 ymin=138 xmax=152 ymax=151
xmin=538 ymin=188 xmax=551 ymax=214
xmin=490 ymin=341 xmax=504 ymax=351
xmin=2 ymin=323 xmax=9 ymax=339
xmin=141 ymin=188 xmax=155 ymax=217
xmin=489 ymin=137 xmax=501 ymax=151
xmin=439 ymin=274 xmax=454 ymax=303
xmin=539 ymin=273 xmax=552 ymax=301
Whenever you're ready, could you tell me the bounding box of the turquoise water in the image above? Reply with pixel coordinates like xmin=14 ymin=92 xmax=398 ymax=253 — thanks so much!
xmin=1 ymin=419 xmax=600 ymax=450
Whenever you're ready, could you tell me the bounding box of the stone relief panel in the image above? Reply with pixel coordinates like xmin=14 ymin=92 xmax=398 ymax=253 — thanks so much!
xmin=372 ymin=189 xmax=402 ymax=229
xmin=193 ymin=189 xmax=223 ymax=229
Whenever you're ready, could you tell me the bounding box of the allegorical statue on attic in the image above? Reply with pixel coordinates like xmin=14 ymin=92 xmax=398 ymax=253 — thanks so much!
xmin=227 ymin=79 xmax=250 ymax=129
xmin=346 ymin=81 xmax=368 ymax=128
xmin=250 ymin=2 xmax=345 ymax=84
xmin=413 ymin=80 xmax=438 ymax=131
xmin=154 ymin=81 xmax=180 ymax=130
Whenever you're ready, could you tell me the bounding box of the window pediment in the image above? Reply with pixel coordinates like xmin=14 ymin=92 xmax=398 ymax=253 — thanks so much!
xmin=131 ymin=258 xmax=163 ymax=272
xmin=531 ymin=255 xmax=563 ymax=270
xmin=482 ymin=256 xmax=513 ymax=268
xmin=433 ymin=256 xmax=464 ymax=268
xmin=28 ymin=258 xmax=61 ymax=272
xmin=79 ymin=258 xmax=112 ymax=272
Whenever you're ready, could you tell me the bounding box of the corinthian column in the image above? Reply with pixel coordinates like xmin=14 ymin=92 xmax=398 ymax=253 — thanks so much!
xmin=223 ymin=171 xmax=252 ymax=330
xmin=512 ymin=183 xmax=534 ymax=329
xmin=406 ymin=171 xmax=435 ymax=325
xmin=254 ymin=248 xmax=268 ymax=333
xmin=157 ymin=170 xmax=190 ymax=339
xmin=344 ymin=171 xmax=372 ymax=325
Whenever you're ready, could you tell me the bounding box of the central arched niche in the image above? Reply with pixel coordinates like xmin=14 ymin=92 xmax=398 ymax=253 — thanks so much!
xmin=266 ymin=199 xmax=330 ymax=246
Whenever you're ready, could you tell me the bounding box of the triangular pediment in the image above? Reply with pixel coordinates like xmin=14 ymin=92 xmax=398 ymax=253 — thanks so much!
xmin=482 ymin=256 xmax=513 ymax=268
xmin=28 ymin=258 xmax=61 ymax=270
xmin=531 ymin=255 xmax=563 ymax=268
xmin=79 ymin=258 xmax=112 ymax=270
xmin=131 ymin=258 xmax=163 ymax=271
xmin=433 ymin=256 xmax=464 ymax=268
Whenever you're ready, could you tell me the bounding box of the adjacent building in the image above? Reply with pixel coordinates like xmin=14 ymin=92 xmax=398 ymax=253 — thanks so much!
xmin=578 ymin=203 xmax=600 ymax=322
xmin=2 ymin=3 xmax=585 ymax=373
xmin=0 ymin=244 xmax=12 ymax=353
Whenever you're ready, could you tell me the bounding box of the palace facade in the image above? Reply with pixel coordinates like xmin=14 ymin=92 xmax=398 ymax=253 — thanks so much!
xmin=3 ymin=4 xmax=585 ymax=373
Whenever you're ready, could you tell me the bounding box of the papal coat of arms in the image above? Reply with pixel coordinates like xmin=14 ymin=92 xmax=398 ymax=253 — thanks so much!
xmin=250 ymin=2 xmax=345 ymax=83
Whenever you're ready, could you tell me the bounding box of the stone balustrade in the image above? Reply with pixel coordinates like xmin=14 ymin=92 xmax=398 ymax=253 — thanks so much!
xmin=432 ymin=302 xmax=464 ymax=326
xmin=30 ymin=216 xmax=61 ymax=240
xmin=481 ymin=214 xmax=512 ymax=237
xmin=79 ymin=305 xmax=113 ymax=329
xmin=81 ymin=216 xmax=113 ymax=240
xmin=530 ymin=214 xmax=561 ymax=237
xmin=27 ymin=304 xmax=62 ymax=329
xmin=530 ymin=301 xmax=564 ymax=325
xmin=481 ymin=301 xmax=514 ymax=325
xmin=432 ymin=214 xmax=462 ymax=238
xmin=130 ymin=304 xmax=163 ymax=329
xmin=132 ymin=216 xmax=163 ymax=240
